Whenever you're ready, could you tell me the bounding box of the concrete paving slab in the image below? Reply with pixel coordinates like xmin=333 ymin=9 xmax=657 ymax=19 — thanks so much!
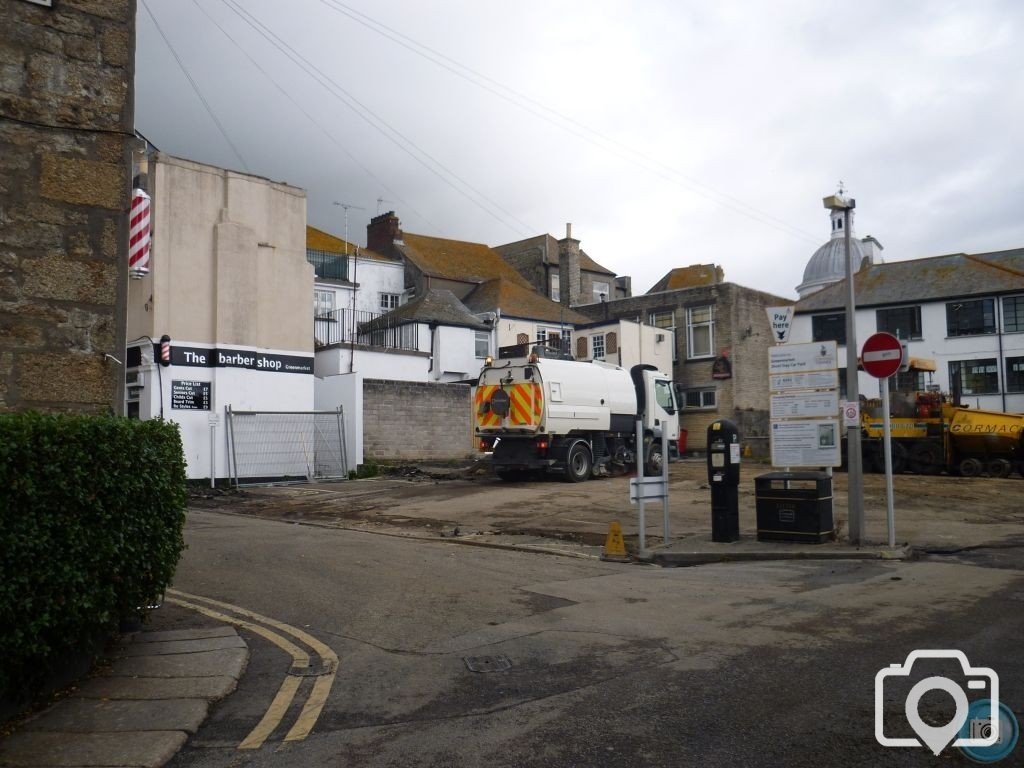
xmin=23 ymin=698 xmax=208 ymax=734
xmin=117 ymin=634 xmax=246 ymax=657
xmin=73 ymin=675 xmax=239 ymax=701
xmin=127 ymin=625 xmax=237 ymax=644
xmin=0 ymin=730 xmax=187 ymax=767
xmin=107 ymin=648 xmax=247 ymax=679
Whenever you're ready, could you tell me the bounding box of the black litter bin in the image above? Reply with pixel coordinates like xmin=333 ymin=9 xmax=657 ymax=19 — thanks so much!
xmin=754 ymin=471 xmax=834 ymax=543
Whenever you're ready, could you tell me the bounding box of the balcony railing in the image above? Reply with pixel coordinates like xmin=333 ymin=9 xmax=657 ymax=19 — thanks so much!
xmin=306 ymin=249 xmax=349 ymax=281
xmin=315 ymin=308 xmax=419 ymax=351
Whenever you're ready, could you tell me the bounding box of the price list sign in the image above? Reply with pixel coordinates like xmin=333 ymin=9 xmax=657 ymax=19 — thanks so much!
xmin=171 ymin=380 xmax=211 ymax=411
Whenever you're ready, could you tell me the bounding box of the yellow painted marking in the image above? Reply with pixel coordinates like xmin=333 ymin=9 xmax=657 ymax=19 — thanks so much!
xmin=238 ymin=675 xmax=303 ymax=750
xmin=167 ymin=589 xmax=338 ymax=744
xmin=166 ymin=596 xmax=309 ymax=751
xmin=166 ymin=596 xmax=310 ymax=665
xmin=284 ymin=674 xmax=333 ymax=742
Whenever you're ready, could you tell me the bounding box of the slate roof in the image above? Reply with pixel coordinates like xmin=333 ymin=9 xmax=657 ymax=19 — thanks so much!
xmin=648 ymin=264 xmax=723 ymax=293
xmin=362 ymin=289 xmax=489 ymax=331
xmin=795 ymin=248 xmax=1024 ymax=313
xmin=399 ymin=233 xmax=533 ymax=287
xmin=463 ymin=278 xmax=592 ymax=324
xmin=493 ymin=234 xmax=617 ymax=275
xmin=306 ymin=226 xmax=393 ymax=261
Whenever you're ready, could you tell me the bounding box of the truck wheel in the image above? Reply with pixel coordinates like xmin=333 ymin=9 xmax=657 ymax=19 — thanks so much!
xmin=987 ymin=458 xmax=1012 ymax=478
xmin=645 ymin=445 xmax=664 ymax=476
xmin=909 ymin=442 xmax=943 ymax=475
xmin=959 ymin=457 xmax=983 ymax=477
xmin=564 ymin=443 xmax=592 ymax=483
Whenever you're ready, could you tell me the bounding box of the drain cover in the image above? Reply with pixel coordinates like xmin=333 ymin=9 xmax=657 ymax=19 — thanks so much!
xmin=464 ymin=655 xmax=512 ymax=673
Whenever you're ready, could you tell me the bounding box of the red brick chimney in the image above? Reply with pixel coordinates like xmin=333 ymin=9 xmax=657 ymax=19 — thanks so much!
xmin=367 ymin=211 xmax=403 ymax=255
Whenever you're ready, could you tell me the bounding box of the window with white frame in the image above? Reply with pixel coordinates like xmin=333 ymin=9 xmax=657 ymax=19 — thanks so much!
xmin=648 ymin=310 xmax=674 ymax=329
xmin=379 ymin=292 xmax=401 ymax=311
xmin=550 ymin=273 xmax=560 ymax=301
xmin=314 ymin=289 xmax=335 ymax=317
xmin=592 ymin=280 xmax=610 ymax=302
xmin=591 ymin=333 xmax=606 ymax=360
xmin=678 ymin=386 xmax=716 ymax=409
xmin=686 ymin=305 xmax=714 ymax=358
xmin=475 ymin=331 xmax=490 ymax=358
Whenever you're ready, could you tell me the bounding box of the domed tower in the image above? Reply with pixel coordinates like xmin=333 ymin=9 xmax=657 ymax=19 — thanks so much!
xmin=797 ymin=192 xmax=881 ymax=298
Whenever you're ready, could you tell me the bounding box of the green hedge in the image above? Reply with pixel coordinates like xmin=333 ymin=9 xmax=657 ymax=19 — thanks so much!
xmin=0 ymin=413 xmax=188 ymax=699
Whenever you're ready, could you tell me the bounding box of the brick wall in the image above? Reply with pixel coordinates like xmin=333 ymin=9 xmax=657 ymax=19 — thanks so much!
xmin=362 ymin=379 xmax=474 ymax=461
xmin=0 ymin=0 xmax=134 ymax=413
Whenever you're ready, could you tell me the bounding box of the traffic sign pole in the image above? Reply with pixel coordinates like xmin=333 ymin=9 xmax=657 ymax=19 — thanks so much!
xmin=881 ymin=384 xmax=896 ymax=547
xmin=861 ymin=332 xmax=904 ymax=548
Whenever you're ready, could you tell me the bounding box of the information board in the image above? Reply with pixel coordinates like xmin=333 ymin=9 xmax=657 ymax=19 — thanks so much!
xmin=770 ymin=390 xmax=839 ymax=420
xmin=171 ymin=379 xmax=211 ymax=411
xmin=770 ymin=419 xmax=842 ymax=467
xmin=769 ymin=341 xmax=838 ymax=375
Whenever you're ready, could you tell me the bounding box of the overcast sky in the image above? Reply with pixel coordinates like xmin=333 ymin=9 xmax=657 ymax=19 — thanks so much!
xmin=134 ymin=0 xmax=1024 ymax=299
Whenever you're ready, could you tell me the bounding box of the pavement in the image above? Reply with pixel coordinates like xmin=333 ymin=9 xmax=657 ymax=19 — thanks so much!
xmin=0 ymin=613 xmax=247 ymax=768
xmin=632 ymin=531 xmax=914 ymax=566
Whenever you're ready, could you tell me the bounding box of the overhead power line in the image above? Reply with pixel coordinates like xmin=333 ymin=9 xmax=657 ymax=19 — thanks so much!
xmin=140 ymin=0 xmax=250 ymax=173
xmin=216 ymin=0 xmax=535 ymax=238
xmin=188 ymin=0 xmax=440 ymax=233
xmin=314 ymin=0 xmax=821 ymax=245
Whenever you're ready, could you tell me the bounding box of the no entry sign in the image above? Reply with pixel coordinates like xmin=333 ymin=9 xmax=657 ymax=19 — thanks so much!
xmin=861 ymin=332 xmax=903 ymax=378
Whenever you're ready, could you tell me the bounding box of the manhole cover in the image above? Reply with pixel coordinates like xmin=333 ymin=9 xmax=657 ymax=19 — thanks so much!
xmin=464 ymin=655 xmax=512 ymax=673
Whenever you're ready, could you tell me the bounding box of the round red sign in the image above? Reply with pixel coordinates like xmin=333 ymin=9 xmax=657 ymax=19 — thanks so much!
xmin=861 ymin=332 xmax=903 ymax=378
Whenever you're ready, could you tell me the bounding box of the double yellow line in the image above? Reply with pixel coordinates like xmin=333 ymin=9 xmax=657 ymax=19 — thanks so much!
xmin=166 ymin=588 xmax=338 ymax=750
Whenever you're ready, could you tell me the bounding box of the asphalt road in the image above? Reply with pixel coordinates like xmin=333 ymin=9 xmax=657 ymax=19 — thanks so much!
xmin=167 ymin=510 xmax=1024 ymax=767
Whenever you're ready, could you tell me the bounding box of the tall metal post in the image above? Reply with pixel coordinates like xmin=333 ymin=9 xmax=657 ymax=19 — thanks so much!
xmin=635 ymin=419 xmax=647 ymax=556
xmin=842 ymin=201 xmax=865 ymax=544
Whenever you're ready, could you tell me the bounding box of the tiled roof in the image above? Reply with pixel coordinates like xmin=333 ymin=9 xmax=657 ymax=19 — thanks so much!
xmin=795 ymin=248 xmax=1024 ymax=313
xmin=306 ymin=225 xmax=393 ymax=261
xmin=463 ymin=278 xmax=592 ymax=324
xmin=362 ymin=289 xmax=489 ymax=331
xmin=648 ymin=264 xmax=723 ymax=293
xmin=399 ymin=233 xmax=533 ymax=286
xmin=493 ymin=234 xmax=617 ymax=275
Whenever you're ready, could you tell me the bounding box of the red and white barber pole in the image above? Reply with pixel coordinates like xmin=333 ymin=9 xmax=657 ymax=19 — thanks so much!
xmin=128 ymin=189 xmax=151 ymax=279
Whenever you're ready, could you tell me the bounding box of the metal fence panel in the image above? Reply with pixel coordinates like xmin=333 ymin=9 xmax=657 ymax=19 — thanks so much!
xmin=226 ymin=407 xmax=348 ymax=486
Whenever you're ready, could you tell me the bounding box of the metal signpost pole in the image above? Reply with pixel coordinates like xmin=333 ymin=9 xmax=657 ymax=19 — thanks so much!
xmin=881 ymin=383 xmax=896 ymax=547
xmin=824 ymin=192 xmax=864 ymax=545
xmin=842 ymin=202 xmax=865 ymax=545
xmin=661 ymin=427 xmax=670 ymax=545
xmin=862 ymin=332 xmax=904 ymax=548
xmin=636 ymin=419 xmax=646 ymax=556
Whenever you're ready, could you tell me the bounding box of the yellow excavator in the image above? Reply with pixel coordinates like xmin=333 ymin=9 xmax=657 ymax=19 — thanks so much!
xmin=855 ymin=358 xmax=1024 ymax=477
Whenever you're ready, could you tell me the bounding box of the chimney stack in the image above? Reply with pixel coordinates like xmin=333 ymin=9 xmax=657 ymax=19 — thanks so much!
xmin=558 ymin=222 xmax=581 ymax=307
xmin=367 ymin=210 xmax=403 ymax=255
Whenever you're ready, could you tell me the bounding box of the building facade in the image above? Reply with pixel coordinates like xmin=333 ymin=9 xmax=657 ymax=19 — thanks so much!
xmin=576 ymin=280 xmax=789 ymax=452
xmin=0 ymin=0 xmax=136 ymax=413
xmin=126 ymin=154 xmax=314 ymax=479
xmin=792 ymin=248 xmax=1024 ymax=414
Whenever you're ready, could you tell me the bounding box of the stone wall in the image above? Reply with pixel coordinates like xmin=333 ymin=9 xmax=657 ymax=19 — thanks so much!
xmin=0 ymin=0 xmax=135 ymax=413
xmin=362 ymin=379 xmax=474 ymax=461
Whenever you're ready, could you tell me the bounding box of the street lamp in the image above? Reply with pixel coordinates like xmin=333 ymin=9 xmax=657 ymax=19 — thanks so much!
xmin=822 ymin=192 xmax=865 ymax=545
